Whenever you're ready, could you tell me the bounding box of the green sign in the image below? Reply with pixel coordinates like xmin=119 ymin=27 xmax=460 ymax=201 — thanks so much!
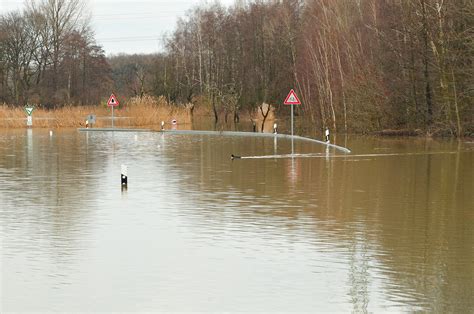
xmin=24 ymin=106 xmax=35 ymax=116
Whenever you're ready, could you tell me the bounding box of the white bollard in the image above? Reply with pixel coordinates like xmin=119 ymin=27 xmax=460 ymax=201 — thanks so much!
xmin=161 ymin=121 xmax=165 ymax=130
xmin=49 ymin=130 xmax=53 ymax=137
xmin=273 ymin=123 xmax=278 ymax=134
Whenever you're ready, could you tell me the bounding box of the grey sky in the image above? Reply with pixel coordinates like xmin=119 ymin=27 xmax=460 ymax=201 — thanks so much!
xmin=0 ymin=0 xmax=235 ymax=55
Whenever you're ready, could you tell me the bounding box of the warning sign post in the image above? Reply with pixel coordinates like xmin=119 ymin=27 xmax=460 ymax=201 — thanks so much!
xmin=283 ymin=89 xmax=301 ymax=155
xmin=107 ymin=93 xmax=119 ymax=128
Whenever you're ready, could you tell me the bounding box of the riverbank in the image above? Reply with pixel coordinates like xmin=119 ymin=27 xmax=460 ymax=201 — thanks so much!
xmin=1 ymin=98 xmax=471 ymax=139
xmin=0 ymin=96 xmax=191 ymax=129
xmin=375 ymin=128 xmax=473 ymax=138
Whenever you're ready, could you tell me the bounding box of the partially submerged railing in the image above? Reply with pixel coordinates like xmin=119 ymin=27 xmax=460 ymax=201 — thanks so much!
xmin=159 ymin=130 xmax=351 ymax=153
xmin=76 ymin=128 xmax=352 ymax=154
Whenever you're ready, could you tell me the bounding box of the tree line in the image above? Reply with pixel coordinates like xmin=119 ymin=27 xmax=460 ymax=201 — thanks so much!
xmin=0 ymin=0 xmax=111 ymax=107
xmin=151 ymin=0 xmax=472 ymax=136
xmin=2 ymin=0 xmax=472 ymax=136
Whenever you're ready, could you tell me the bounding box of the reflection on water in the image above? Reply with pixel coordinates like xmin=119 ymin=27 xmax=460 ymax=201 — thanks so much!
xmin=1 ymin=129 xmax=473 ymax=312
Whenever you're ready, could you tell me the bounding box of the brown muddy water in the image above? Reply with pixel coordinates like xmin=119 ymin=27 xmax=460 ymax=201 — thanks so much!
xmin=0 ymin=128 xmax=473 ymax=312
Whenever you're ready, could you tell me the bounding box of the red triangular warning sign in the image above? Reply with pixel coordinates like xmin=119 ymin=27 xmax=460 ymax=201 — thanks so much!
xmin=107 ymin=93 xmax=119 ymax=107
xmin=284 ymin=89 xmax=301 ymax=105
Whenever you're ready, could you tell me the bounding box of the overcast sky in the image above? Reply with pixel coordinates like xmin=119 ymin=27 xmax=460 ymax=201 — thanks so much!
xmin=0 ymin=0 xmax=235 ymax=55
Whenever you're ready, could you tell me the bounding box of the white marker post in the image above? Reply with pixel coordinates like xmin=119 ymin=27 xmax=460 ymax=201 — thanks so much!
xmin=274 ymin=134 xmax=278 ymax=155
xmin=283 ymin=89 xmax=301 ymax=156
xmin=107 ymin=93 xmax=119 ymax=129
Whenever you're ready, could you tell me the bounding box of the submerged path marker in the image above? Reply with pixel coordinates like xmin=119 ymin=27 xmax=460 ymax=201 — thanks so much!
xmin=284 ymin=89 xmax=301 ymax=155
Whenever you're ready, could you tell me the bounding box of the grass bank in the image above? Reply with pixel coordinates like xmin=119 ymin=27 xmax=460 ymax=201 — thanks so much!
xmin=0 ymin=96 xmax=191 ymax=129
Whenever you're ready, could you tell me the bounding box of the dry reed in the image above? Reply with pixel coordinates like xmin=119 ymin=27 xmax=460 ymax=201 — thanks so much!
xmin=0 ymin=96 xmax=192 ymax=129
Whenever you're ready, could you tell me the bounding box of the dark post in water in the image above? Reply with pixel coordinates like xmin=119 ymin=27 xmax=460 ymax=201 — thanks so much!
xmin=121 ymin=164 xmax=128 ymax=186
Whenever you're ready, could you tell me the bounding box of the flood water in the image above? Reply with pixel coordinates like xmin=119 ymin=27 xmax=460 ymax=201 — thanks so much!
xmin=1 ymin=128 xmax=473 ymax=312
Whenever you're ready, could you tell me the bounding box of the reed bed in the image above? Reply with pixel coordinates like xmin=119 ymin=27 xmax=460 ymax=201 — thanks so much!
xmin=124 ymin=96 xmax=191 ymax=130
xmin=0 ymin=96 xmax=192 ymax=129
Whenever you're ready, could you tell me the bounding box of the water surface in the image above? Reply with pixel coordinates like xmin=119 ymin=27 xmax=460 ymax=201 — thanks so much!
xmin=1 ymin=129 xmax=472 ymax=312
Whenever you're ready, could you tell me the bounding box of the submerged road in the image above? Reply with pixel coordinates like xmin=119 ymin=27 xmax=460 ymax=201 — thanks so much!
xmin=78 ymin=128 xmax=351 ymax=154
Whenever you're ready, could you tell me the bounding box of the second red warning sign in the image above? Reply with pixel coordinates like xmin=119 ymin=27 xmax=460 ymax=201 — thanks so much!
xmin=107 ymin=93 xmax=119 ymax=107
xmin=283 ymin=89 xmax=301 ymax=105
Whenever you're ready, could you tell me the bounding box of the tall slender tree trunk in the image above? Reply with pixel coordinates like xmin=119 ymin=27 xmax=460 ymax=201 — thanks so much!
xmin=410 ymin=37 xmax=418 ymax=124
xmin=197 ymin=20 xmax=203 ymax=93
xmin=82 ymin=50 xmax=86 ymax=105
xmin=451 ymin=69 xmax=462 ymax=137
xmin=212 ymin=92 xmax=218 ymax=123
xmin=335 ymin=41 xmax=347 ymax=133
xmin=67 ymin=71 xmax=71 ymax=103
xmin=14 ymin=70 xmax=20 ymax=105
xmin=421 ymin=0 xmax=433 ymax=125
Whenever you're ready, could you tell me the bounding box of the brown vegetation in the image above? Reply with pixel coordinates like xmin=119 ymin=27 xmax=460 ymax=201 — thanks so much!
xmin=124 ymin=96 xmax=192 ymax=129
xmin=152 ymin=0 xmax=473 ymax=137
xmin=0 ymin=96 xmax=191 ymax=129
xmin=0 ymin=0 xmax=111 ymax=107
xmin=377 ymin=129 xmax=423 ymax=137
xmin=2 ymin=0 xmax=472 ymax=136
